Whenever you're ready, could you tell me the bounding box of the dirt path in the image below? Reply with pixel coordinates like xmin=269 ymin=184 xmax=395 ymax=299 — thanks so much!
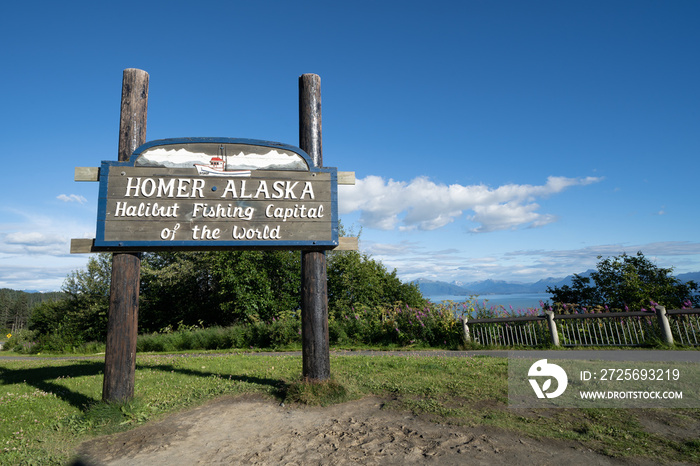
xmin=75 ymin=396 xmax=660 ymax=466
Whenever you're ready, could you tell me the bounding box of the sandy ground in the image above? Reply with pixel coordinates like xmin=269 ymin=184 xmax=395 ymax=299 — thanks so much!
xmin=72 ymin=395 xmax=674 ymax=466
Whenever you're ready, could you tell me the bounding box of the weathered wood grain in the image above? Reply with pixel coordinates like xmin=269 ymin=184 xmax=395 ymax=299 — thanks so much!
xmin=70 ymin=238 xmax=95 ymax=253
xmin=77 ymin=168 xmax=352 ymax=184
xmin=118 ymin=69 xmax=149 ymax=161
xmin=103 ymin=68 xmax=148 ymax=402
xmin=301 ymin=249 xmax=330 ymax=380
xmin=102 ymin=252 xmax=140 ymax=401
xmin=299 ymin=74 xmax=331 ymax=381
xmin=104 ymin=169 xmax=333 ymax=199
xmin=335 ymin=236 xmax=359 ymax=251
xmin=337 ymin=171 xmax=355 ymax=185
xmin=74 ymin=167 xmax=100 ymax=181
xmin=102 ymin=220 xmax=333 ymax=243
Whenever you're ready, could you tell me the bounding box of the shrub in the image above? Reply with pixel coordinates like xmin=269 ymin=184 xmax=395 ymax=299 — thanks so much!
xmin=2 ymin=329 xmax=37 ymax=353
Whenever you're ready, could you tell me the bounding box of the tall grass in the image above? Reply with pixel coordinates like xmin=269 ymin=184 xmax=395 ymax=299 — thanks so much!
xmin=4 ymin=298 xmax=542 ymax=355
xmin=136 ymin=303 xmax=465 ymax=352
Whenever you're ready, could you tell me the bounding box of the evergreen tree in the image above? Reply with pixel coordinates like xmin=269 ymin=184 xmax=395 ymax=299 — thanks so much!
xmin=29 ymin=254 xmax=110 ymax=342
xmin=0 ymin=291 xmax=11 ymax=330
xmin=10 ymin=293 xmax=29 ymax=332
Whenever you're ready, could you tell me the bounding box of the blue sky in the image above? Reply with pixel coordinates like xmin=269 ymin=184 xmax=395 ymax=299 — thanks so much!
xmin=1 ymin=1 xmax=699 ymax=291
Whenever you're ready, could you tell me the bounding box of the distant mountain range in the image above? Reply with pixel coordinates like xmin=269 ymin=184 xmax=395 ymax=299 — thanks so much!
xmin=415 ymin=270 xmax=700 ymax=297
xmin=678 ymin=271 xmax=700 ymax=283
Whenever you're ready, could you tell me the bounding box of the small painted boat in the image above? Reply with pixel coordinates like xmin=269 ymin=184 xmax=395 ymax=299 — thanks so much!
xmin=193 ymin=145 xmax=251 ymax=177
xmin=194 ymin=160 xmax=251 ymax=177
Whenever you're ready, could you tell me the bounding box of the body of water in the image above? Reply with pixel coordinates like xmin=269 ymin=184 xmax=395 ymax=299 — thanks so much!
xmin=425 ymin=292 xmax=550 ymax=311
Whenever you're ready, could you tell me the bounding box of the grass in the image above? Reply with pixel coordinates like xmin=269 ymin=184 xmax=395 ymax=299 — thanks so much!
xmin=0 ymin=352 xmax=698 ymax=464
xmin=286 ymin=378 xmax=349 ymax=406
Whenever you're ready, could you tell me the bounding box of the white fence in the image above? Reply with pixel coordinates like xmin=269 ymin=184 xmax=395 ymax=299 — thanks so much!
xmin=462 ymin=306 xmax=700 ymax=348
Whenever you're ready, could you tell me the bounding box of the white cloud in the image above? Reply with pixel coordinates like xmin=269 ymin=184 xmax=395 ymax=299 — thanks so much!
xmin=1 ymin=231 xmax=69 ymax=255
xmin=508 ymin=241 xmax=700 ymax=260
xmin=363 ymin=241 xmax=421 ymax=256
xmin=57 ymin=194 xmax=87 ymax=204
xmin=469 ymin=202 xmax=556 ymax=233
xmin=0 ymin=201 xmax=101 ymax=289
xmin=5 ymin=231 xmax=65 ymax=246
xmin=339 ymin=175 xmax=602 ymax=233
xmin=361 ymin=240 xmax=700 ymax=286
xmin=0 ymin=207 xmax=94 ymax=258
xmin=0 ymin=262 xmax=84 ymax=291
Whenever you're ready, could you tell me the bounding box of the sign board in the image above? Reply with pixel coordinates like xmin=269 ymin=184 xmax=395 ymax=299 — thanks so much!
xmin=93 ymin=138 xmax=338 ymax=250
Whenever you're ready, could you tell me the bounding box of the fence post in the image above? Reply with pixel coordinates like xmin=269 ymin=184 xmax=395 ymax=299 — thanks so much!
xmin=545 ymin=311 xmax=560 ymax=347
xmin=655 ymin=306 xmax=674 ymax=345
xmin=461 ymin=317 xmax=471 ymax=343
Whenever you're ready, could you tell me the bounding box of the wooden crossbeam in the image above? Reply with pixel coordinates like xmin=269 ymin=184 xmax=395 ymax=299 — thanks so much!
xmin=74 ymin=167 xmax=355 ymax=184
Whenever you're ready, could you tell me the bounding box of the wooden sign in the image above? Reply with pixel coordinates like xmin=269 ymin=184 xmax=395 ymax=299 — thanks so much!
xmin=90 ymin=138 xmax=339 ymax=250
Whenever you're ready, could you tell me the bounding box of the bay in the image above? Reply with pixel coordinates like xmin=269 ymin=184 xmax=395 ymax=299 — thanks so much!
xmin=425 ymin=292 xmax=550 ymax=311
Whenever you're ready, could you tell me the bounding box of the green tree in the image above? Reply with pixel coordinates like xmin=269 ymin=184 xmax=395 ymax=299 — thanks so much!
xmin=10 ymin=293 xmax=29 ymax=331
xmin=63 ymin=253 xmax=112 ymax=299
xmin=141 ymin=250 xmax=302 ymax=328
xmin=327 ymin=250 xmax=425 ymax=318
xmin=209 ymin=250 xmax=301 ymax=324
xmin=140 ymin=252 xmax=219 ymax=331
xmin=0 ymin=290 xmax=12 ymax=330
xmin=27 ymin=254 xmax=112 ymax=350
xmin=33 ymin=254 xmax=111 ymax=342
xmin=547 ymin=252 xmax=699 ymax=311
xmin=27 ymin=228 xmax=428 ymax=344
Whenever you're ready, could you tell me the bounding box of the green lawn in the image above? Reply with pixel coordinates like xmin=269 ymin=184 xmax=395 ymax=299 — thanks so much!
xmin=0 ymin=352 xmax=698 ymax=464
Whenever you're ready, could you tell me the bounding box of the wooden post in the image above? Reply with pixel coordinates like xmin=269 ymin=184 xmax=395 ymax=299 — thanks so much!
xmin=103 ymin=69 xmax=149 ymax=402
xmin=655 ymin=306 xmax=674 ymax=346
xmin=461 ymin=317 xmax=471 ymax=343
xmin=545 ymin=310 xmax=560 ymax=347
xmin=299 ymin=74 xmax=331 ymax=380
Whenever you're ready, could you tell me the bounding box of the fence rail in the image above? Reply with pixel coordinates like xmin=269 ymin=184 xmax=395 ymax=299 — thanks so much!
xmin=667 ymin=309 xmax=700 ymax=346
xmin=462 ymin=307 xmax=699 ymax=348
